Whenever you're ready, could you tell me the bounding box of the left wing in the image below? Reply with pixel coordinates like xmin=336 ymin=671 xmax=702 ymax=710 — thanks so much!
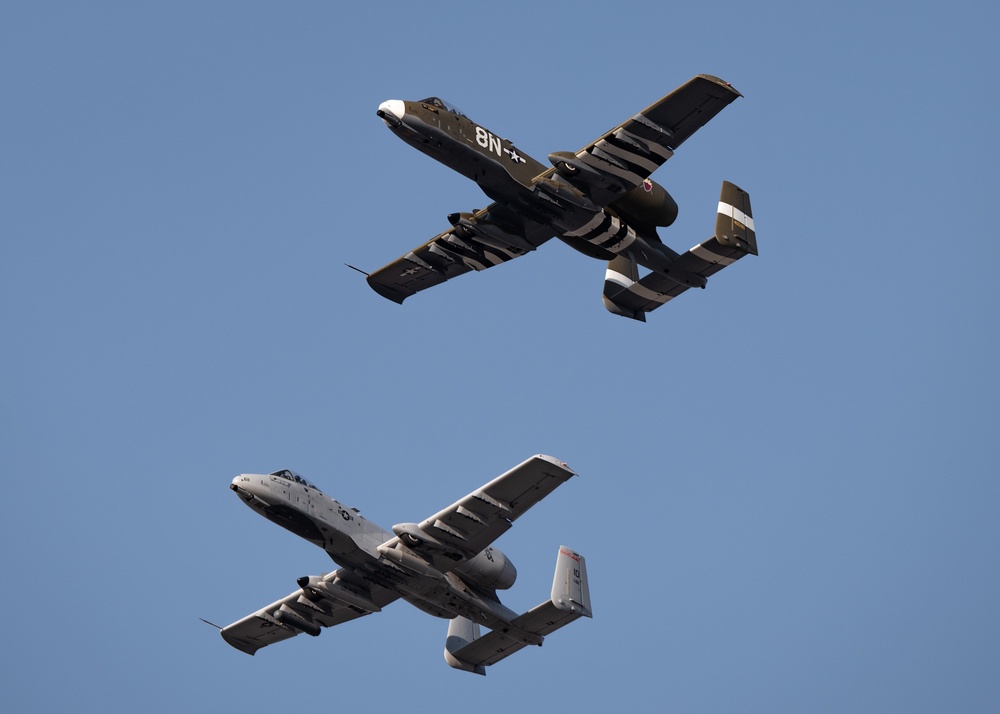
xmin=220 ymin=568 xmax=400 ymax=655
xmin=557 ymin=74 xmax=742 ymax=207
xmin=367 ymin=204 xmax=553 ymax=304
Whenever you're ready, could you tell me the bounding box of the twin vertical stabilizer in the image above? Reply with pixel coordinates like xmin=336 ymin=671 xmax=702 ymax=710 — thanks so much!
xmin=602 ymin=180 xmax=757 ymax=320
xmin=444 ymin=546 xmax=592 ymax=674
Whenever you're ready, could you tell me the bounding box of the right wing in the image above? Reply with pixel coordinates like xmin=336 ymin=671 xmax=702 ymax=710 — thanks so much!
xmin=366 ymin=204 xmax=553 ymax=304
xmin=220 ymin=568 xmax=400 ymax=655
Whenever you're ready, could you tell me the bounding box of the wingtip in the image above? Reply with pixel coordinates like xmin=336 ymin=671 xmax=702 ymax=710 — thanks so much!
xmin=366 ymin=275 xmax=411 ymax=304
xmin=696 ymin=74 xmax=742 ymax=98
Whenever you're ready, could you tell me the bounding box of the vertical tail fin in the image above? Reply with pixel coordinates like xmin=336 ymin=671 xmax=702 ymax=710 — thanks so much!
xmin=444 ymin=616 xmax=487 ymax=675
xmin=715 ymin=180 xmax=757 ymax=256
xmin=550 ymin=546 xmax=592 ymax=618
xmin=603 ymin=252 xmax=647 ymax=321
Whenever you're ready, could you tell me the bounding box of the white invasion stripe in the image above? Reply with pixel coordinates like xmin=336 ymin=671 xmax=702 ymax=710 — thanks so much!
xmin=404 ymin=251 xmax=435 ymax=272
xmin=617 ymin=128 xmax=674 ymax=160
xmin=578 ymin=150 xmax=643 ymax=185
xmin=585 ymin=214 xmax=620 ymax=245
xmin=596 ymin=139 xmax=659 ymax=173
xmin=603 ymin=225 xmax=636 ymax=253
xmin=429 ymin=242 xmax=485 ymax=270
xmin=588 ymin=216 xmax=635 ymax=253
xmin=604 ymin=268 xmax=634 ymax=289
xmin=478 ymin=249 xmax=507 ymax=266
xmin=690 ymin=243 xmax=736 ymax=265
xmin=445 ymin=236 xmax=506 ymax=265
xmin=562 ymin=211 xmax=606 ymax=238
xmin=626 ymin=281 xmax=673 ymax=304
xmin=717 ymin=201 xmax=755 ymax=231
xmin=446 ymin=235 xmax=482 ymax=255
xmin=612 ymin=128 xmax=651 ymax=153
xmin=630 ymin=113 xmax=674 ymax=141
xmin=472 ymin=238 xmax=518 ymax=260
xmin=590 ymin=145 xmax=628 ymax=170
xmin=486 ymin=244 xmax=517 ymax=260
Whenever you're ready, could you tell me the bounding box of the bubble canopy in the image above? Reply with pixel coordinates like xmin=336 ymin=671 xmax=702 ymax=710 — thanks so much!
xmin=269 ymin=469 xmax=321 ymax=492
xmin=419 ymin=96 xmax=466 ymax=117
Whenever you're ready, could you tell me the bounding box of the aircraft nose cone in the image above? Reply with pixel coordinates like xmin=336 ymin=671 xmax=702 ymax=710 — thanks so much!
xmin=377 ymin=99 xmax=405 ymax=127
xmin=231 ymin=475 xmax=259 ymax=502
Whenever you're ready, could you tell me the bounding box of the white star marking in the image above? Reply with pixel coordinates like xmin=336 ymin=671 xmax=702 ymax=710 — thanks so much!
xmin=504 ymin=147 xmax=526 ymax=164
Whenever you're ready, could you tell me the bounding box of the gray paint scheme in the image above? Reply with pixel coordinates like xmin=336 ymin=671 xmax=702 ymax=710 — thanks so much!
xmin=218 ymin=455 xmax=591 ymax=674
xmin=369 ymin=75 xmax=756 ymax=320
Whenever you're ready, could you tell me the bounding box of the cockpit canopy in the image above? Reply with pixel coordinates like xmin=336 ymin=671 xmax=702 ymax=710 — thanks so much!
xmin=419 ymin=96 xmax=466 ymax=117
xmin=269 ymin=469 xmax=321 ymax=492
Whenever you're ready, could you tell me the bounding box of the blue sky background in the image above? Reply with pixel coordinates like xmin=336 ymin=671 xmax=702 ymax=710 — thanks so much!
xmin=3 ymin=2 xmax=998 ymax=711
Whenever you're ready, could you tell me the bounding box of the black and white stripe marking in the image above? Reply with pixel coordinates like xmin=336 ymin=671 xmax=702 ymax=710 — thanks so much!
xmin=562 ymin=210 xmax=637 ymax=253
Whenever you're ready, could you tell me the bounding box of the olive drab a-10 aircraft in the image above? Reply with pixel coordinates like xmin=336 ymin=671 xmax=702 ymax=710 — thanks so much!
xmin=217 ymin=455 xmax=591 ymax=674
xmin=368 ymin=74 xmax=757 ymax=321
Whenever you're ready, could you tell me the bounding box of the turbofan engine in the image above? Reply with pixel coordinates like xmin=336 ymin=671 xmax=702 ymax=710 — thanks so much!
xmin=609 ymin=178 xmax=679 ymax=228
xmin=454 ymin=546 xmax=517 ymax=591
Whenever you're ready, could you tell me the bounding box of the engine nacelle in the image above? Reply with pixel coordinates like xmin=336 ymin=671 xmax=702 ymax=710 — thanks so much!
xmin=609 ymin=179 xmax=678 ymax=228
xmin=454 ymin=546 xmax=517 ymax=591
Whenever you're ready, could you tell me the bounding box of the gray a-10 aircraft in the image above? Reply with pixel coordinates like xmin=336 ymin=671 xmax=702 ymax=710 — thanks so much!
xmin=218 ymin=455 xmax=591 ymax=674
xmin=368 ymin=74 xmax=756 ymax=321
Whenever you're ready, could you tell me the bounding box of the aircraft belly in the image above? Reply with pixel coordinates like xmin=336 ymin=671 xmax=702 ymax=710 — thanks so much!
xmin=260 ymin=504 xmax=324 ymax=542
xmin=390 ymin=568 xmax=521 ymax=632
xmin=318 ymin=514 xmax=391 ymax=565
xmin=395 ymin=574 xmax=465 ymax=620
xmin=455 ymin=150 xmax=540 ymax=201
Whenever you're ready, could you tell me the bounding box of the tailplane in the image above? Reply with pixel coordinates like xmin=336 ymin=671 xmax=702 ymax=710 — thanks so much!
xmin=444 ymin=546 xmax=592 ymax=674
xmin=602 ymin=180 xmax=756 ymax=320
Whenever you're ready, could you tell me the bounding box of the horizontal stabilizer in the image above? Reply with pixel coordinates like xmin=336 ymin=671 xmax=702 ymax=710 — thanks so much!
xmin=444 ymin=546 xmax=591 ymax=674
xmin=602 ymin=180 xmax=756 ymax=320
